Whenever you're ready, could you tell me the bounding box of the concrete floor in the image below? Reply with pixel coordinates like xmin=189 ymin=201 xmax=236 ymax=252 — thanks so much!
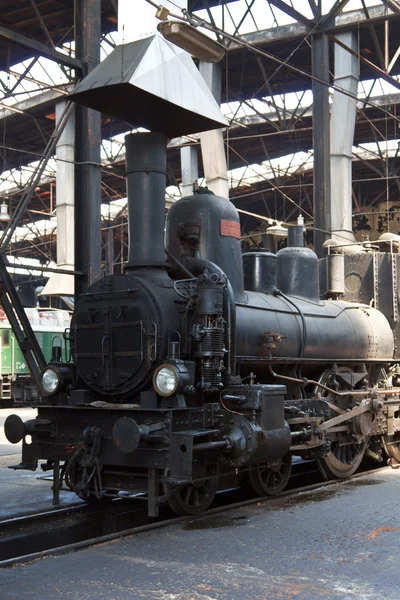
xmin=1 ymin=461 xmax=400 ymax=600
xmin=0 ymin=408 xmax=80 ymax=518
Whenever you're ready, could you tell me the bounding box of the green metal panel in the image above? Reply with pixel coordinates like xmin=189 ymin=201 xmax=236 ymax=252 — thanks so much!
xmin=0 ymin=329 xmax=12 ymax=372
xmin=0 ymin=328 xmax=70 ymax=375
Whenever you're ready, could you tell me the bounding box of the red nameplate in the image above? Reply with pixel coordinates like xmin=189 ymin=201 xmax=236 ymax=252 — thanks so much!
xmin=220 ymin=219 xmax=241 ymax=239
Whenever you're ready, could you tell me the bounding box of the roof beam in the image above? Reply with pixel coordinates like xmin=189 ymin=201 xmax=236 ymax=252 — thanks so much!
xmin=318 ymin=0 xmax=351 ymax=28
xmin=267 ymin=0 xmax=315 ymax=28
xmin=0 ymin=24 xmax=82 ymax=71
xmin=307 ymin=0 xmax=320 ymax=19
xmin=360 ymin=0 xmax=385 ymax=68
xmin=239 ymin=5 xmax=400 ymax=49
xmin=381 ymin=1 xmax=400 ymax=13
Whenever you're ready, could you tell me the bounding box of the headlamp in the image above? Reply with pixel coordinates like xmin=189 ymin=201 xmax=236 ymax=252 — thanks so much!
xmin=41 ymin=364 xmax=74 ymax=395
xmin=42 ymin=367 xmax=60 ymax=394
xmin=153 ymin=364 xmax=179 ymax=397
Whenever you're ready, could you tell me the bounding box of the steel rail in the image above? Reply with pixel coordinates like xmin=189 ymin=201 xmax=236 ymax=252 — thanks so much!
xmin=0 ymin=502 xmax=86 ymax=528
xmin=0 ymin=465 xmax=387 ymax=568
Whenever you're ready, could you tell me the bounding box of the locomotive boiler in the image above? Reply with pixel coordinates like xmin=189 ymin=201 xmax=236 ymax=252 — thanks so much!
xmin=5 ymin=35 xmax=400 ymax=516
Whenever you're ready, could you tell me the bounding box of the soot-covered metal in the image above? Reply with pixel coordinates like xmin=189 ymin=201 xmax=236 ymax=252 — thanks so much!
xmin=5 ymin=35 xmax=400 ymax=517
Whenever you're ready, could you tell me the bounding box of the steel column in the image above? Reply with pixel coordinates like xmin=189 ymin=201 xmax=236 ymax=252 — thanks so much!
xmin=74 ymin=0 xmax=102 ymax=297
xmin=312 ymin=32 xmax=331 ymax=257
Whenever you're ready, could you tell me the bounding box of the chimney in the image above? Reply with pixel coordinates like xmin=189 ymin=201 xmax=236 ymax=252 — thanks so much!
xmin=68 ymin=34 xmax=227 ymax=272
xmin=124 ymin=132 xmax=167 ymax=269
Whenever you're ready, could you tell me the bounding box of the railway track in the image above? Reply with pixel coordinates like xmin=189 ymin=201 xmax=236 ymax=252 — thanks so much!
xmin=0 ymin=461 xmax=384 ymax=568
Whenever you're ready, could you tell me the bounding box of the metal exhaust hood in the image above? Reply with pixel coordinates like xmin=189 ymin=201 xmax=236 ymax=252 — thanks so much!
xmin=69 ymin=34 xmax=228 ymax=138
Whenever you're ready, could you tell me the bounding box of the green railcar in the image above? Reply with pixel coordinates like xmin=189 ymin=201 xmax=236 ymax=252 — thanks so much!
xmin=0 ymin=307 xmax=71 ymax=407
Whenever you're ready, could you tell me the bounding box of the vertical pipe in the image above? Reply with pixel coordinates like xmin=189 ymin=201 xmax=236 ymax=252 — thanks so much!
xmin=330 ymin=32 xmax=359 ymax=244
xmin=125 ymin=133 xmax=167 ymax=269
xmin=180 ymin=145 xmax=199 ymax=197
xmin=312 ymin=33 xmax=331 ymax=258
xmin=41 ymin=101 xmax=75 ymax=296
xmin=199 ymin=62 xmax=229 ymax=199
xmin=74 ymin=0 xmax=102 ymax=297
xmin=55 ymin=100 xmax=75 ymax=269
xmin=52 ymin=461 xmax=60 ymax=506
xmin=105 ymin=227 xmax=114 ymax=276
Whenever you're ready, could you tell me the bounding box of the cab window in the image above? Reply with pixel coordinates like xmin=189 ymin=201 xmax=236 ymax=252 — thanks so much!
xmin=1 ymin=330 xmax=10 ymax=347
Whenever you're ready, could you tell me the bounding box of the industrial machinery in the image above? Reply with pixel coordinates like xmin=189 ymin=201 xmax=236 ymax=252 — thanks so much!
xmin=4 ymin=35 xmax=400 ymax=516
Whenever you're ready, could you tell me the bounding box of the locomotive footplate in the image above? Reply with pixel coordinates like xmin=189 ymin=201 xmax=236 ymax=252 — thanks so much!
xmin=6 ymin=384 xmax=295 ymax=516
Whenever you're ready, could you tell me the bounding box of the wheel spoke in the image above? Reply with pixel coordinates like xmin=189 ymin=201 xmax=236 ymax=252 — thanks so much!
xmin=165 ymin=467 xmax=218 ymax=516
xmin=249 ymin=454 xmax=292 ymax=497
xmin=265 ymin=470 xmax=273 ymax=487
xmin=184 ymin=486 xmax=192 ymax=506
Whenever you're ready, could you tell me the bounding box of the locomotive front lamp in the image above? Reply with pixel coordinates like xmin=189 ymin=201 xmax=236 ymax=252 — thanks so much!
xmin=153 ymin=364 xmax=179 ymax=397
xmin=41 ymin=364 xmax=74 ymax=395
xmin=42 ymin=367 xmax=60 ymax=394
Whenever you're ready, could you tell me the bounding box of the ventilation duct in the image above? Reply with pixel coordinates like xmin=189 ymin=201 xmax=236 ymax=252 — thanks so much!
xmin=40 ymin=100 xmax=74 ymax=297
xmin=330 ymin=32 xmax=360 ymax=252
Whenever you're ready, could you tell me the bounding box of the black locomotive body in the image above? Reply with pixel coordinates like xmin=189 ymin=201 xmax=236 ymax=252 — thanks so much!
xmin=6 ymin=129 xmax=400 ymax=516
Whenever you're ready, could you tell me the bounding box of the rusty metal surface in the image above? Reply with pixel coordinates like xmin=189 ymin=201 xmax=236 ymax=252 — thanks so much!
xmin=1 ymin=467 xmax=400 ymax=599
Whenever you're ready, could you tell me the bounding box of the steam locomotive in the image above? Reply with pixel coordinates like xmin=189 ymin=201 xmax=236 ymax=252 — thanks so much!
xmin=5 ymin=129 xmax=400 ymax=516
xmin=5 ymin=33 xmax=400 ymax=517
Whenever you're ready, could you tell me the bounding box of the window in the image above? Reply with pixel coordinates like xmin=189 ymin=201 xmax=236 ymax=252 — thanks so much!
xmin=1 ymin=330 xmax=10 ymax=347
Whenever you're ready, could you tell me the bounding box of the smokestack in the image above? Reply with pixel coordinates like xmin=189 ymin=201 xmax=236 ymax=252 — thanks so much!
xmin=68 ymin=35 xmax=227 ymax=273
xmin=125 ymin=133 xmax=167 ymax=269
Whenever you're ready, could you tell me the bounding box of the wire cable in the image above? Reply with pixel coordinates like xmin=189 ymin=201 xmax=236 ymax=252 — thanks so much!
xmin=144 ymin=0 xmax=400 ymax=126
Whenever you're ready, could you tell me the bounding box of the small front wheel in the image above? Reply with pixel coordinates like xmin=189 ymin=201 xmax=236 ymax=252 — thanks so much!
xmin=163 ymin=466 xmax=218 ymax=516
xmin=248 ymin=453 xmax=292 ymax=496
